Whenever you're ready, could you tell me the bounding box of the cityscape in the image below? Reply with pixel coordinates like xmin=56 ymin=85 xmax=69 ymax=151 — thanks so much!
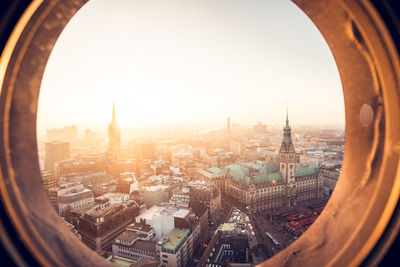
xmin=35 ymin=1 xmax=345 ymax=266
xmin=37 ymin=105 xmax=343 ymax=267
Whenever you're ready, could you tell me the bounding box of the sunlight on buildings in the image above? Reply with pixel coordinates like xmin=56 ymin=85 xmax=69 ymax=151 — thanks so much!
xmin=37 ymin=0 xmax=345 ymax=265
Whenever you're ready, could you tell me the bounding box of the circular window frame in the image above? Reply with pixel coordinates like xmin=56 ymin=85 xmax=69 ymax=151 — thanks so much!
xmin=0 ymin=0 xmax=398 ymax=266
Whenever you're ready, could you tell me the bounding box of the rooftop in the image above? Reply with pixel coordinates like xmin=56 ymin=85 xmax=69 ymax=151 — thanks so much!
xmin=115 ymin=230 xmax=139 ymax=244
xmin=159 ymin=228 xmax=190 ymax=251
xmin=173 ymin=209 xmax=190 ymax=218
xmin=113 ymin=256 xmax=135 ymax=267
xmin=296 ymin=167 xmax=319 ymax=177
xmin=86 ymin=203 xmax=120 ymax=218
xmin=217 ymin=223 xmax=236 ymax=232
xmin=127 ymin=222 xmax=153 ymax=233
xmin=197 ymin=169 xmax=219 ymax=179
xmin=226 ymin=164 xmax=251 ymax=186
xmin=140 ymin=184 xmax=170 ymax=192
xmin=96 ymin=192 xmax=127 ymax=200
xmin=254 ymin=171 xmax=283 ymax=184
xmin=136 ymin=206 xmax=165 ymax=221
xmin=132 ymin=257 xmax=160 ymax=267
xmin=207 ymin=167 xmax=227 ymax=176
xmin=136 ymin=205 xmax=191 ymax=221
xmin=320 ymin=169 xmax=340 ymax=178
xmin=132 ymin=240 xmax=156 ymax=253
xmin=244 ymin=162 xmax=263 ymax=170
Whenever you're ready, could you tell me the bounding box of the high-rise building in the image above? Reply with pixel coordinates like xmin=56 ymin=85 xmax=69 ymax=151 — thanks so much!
xmin=108 ymin=104 xmax=121 ymax=158
xmin=227 ymin=116 xmax=231 ymax=132
xmin=45 ymin=141 xmax=70 ymax=173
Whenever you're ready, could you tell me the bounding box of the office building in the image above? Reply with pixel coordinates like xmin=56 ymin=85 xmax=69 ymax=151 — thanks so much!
xmin=45 ymin=141 xmax=70 ymax=173
xmin=156 ymin=228 xmax=193 ymax=267
xmin=77 ymin=201 xmax=140 ymax=252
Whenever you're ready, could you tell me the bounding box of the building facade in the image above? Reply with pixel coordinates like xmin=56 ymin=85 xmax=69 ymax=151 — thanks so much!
xmin=76 ymin=201 xmax=140 ymax=252
xmin=112 ymin=225 xmax=156 ymax=263
xmin=58 ymin=186 xmax=94 ymax=215
xmin=189 ymin=183 xmax=221 ymax=221
xmin=45 ymin=141 xmax=70 ymax=173
xmin=225 ymin=111 xmax=323 ymax=213
xmin=319 ymin=169 xmax=340 ymax=197
xmin=156 ymin=228 xmax=193 ymax=267
xmin=41 ymin=170 xmax=57 ymax=191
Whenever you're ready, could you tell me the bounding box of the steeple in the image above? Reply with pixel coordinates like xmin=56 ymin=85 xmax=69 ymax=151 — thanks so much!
xmin=279 ymin=105 xmax=296 ymax=186
xmin=286 ymin=105 xmax=289 ymax=128
xmin=112 ymin=103 xmax=116 ymax=123
xmin=108 ymin=103 xmax=121 ymax=157
xmin=280 ymin=106 xmax=294 ymax=152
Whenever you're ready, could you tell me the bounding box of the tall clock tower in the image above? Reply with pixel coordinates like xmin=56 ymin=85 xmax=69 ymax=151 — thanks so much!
xmin=279 ymin=108 xmax=296 ymax=185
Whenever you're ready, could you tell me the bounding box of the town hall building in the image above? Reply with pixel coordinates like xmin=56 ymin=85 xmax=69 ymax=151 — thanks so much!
xmin=224 ymin=111 xmax=323 ymax=213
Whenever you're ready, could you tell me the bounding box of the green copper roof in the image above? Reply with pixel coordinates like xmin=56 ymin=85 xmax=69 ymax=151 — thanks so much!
xmin=296 ymin=167 xmax=319 ymax=177
xmin=226 ymin=164 xmax=250 ymax=176
xmin=226 ymin=163 xmax=283 ymax=186
xmin=207 ymin=167 xmax=227 ymax=176
xmin=261 ymin=162 xmax=280 ymax=174
xmin=254 ymin=172 xmax=282 ymax=184
xmin=226 ymin=164 xmax=251 ymax=186
xmin=197 ymin=169 xmax=219 ymax=179
xmin=244 ymin=162 xmax=263 ymax=170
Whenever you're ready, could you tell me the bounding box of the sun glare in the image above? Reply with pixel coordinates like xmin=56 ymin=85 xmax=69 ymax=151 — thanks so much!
xmin=36 ymin=0 xmax=345 ymax=264
xmin=37 ymin=0 xmax=344 ymax=136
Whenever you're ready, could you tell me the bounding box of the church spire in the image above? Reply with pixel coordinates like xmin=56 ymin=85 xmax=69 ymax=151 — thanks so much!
xmin=286 ymin=105 xmax=289 ymax=127
xmin=280 ymin=105 xmax=294 ymax=152
xmin=108 ymin=103 xmax=121 ymax=157
xmin=112 ymin=103 xmax=116 ymax=123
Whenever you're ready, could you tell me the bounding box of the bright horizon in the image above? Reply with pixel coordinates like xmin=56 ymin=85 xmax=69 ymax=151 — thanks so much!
xmin=37 ymin=0 xmax=344 ymax=136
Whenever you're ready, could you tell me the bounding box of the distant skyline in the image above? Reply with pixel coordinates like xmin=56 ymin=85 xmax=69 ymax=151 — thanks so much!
xmin=37 ymin=0 xmax=344 ymax=136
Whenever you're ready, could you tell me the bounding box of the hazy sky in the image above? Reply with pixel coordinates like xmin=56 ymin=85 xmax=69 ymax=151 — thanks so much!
xmin=37 ymin=0 xmax=344 ymax=135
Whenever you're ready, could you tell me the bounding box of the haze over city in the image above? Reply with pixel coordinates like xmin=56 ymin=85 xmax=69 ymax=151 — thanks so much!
xmin=35 ymin=1 xmax=347 ymax=265
xmin=37 ymin=0 xmax=344 ymax=138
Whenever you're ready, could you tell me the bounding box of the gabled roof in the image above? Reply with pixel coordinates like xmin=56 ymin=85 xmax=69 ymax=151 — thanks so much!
xmin=244 ymin=162 xmax=263 ymax=170
xmin=226 ymin=163 xmax=284 ymax=186
xmin=226 ymin=164 xmax=251 ymax=187
xmin=296 ymin=167 xmax=319 ymax=177
xmin=197 ymin=169 xmax=219 ymax=179
xmin=207 ymin=167 xmax=227 ymax=176
xmin=226 ymin=164 xmax=250 ymax=176
xmin=254 ymin=172 xmax=282 ymax=184
xmin=260 ymin=162 xmax=280 ymax=174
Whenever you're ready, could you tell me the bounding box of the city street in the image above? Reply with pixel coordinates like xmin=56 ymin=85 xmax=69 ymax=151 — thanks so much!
xmin=251 ymin=198 xmax=329 ymax=258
